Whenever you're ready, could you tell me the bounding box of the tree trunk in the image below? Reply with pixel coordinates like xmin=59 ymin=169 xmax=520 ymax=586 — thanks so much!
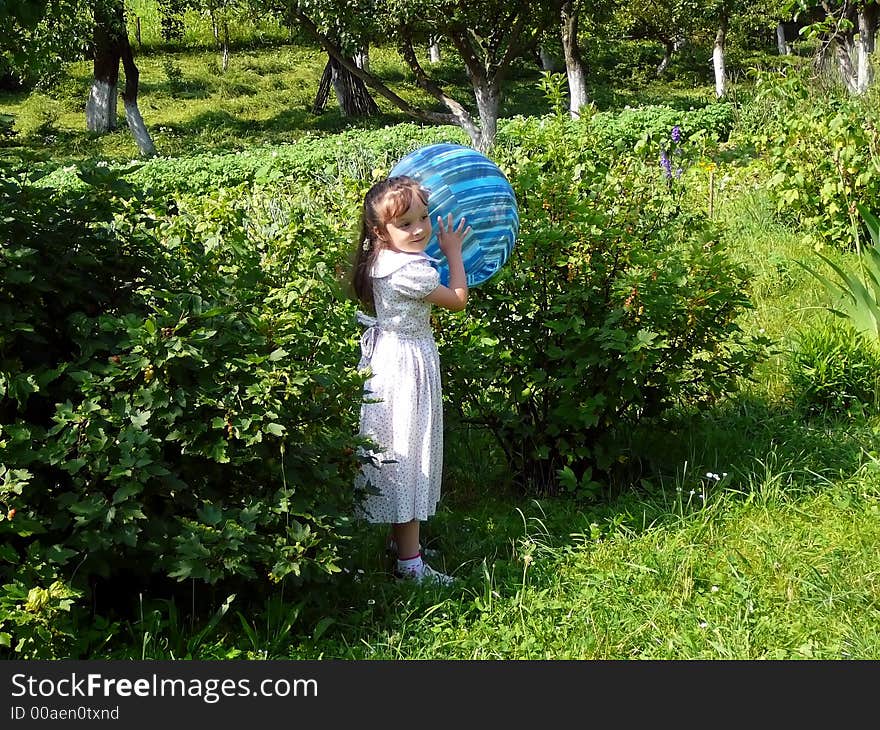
xmin=835 ymin=36 xmax=859 ymax=93
xmin=322 ymin=54 xmax=380 ymax=117
xmin=473 ymin=79 xmax=500 ymax=153
xmin=221 ymin=21 xmax=230 ymax=72
xmin=713 ymin=17 xmax=728 ymax=98
xmin=657 ymin=39 xmax=674 ymax=76
xmin=776 ymin=22 xmax=791 ymax=55
xmin=561 ymin=1 xmax=589 ymax=117
xmin=119 ymin=19 xmax=156 ymax=157
xmin=429 ymin=36 xmax=441 ymax=63
xmin=210 ymin=2 xmax=219 ymax=43
xmin=354 ymin=42 xmax=370 ymax=73
xmin=87 ymin=1 xmax=155 ymax=156
xmin=856 ymin=5 xmax=876 ymax=94
xmin=539 ymin=45 xmax=558 ymax=71
xmin=86 ymin=15 xmax=120 ymax=132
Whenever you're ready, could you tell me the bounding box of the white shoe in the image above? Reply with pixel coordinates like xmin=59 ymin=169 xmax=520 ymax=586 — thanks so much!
xmin=395 ymin=561 xmax=455 ymax=586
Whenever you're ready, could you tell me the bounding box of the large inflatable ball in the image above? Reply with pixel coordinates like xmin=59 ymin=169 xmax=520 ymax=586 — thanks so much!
xmin=389 ymin=143 xmax=519 ymax=287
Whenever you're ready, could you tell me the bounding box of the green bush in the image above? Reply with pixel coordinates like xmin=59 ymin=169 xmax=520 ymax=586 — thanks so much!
xmin=439 ymin=114 xmax=769 ymax=498
xmin=36 ymin=123 xmax=470 ymax=196
xmin=787 ymin=318 xmax=880 ymax=415
xmin=1 ymin=102 xmax=771 ymax=654
xmin=745 ymin=70 xmax=880 ymax=248
xmin=0 ymin=166 xmax=364 ymax=657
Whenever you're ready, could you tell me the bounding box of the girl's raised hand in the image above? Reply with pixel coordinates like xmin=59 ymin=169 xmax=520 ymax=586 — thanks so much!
xmin=436 ymin=213 xmax=471 ymax=258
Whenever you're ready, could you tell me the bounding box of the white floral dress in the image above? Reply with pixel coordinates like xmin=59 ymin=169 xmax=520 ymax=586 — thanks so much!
xmin=355 ymin=250 xmax=443 ymax=524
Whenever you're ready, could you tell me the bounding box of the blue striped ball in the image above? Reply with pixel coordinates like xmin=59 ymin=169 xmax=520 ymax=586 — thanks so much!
xmin=389 ymin=143 xmax=519 ymax=287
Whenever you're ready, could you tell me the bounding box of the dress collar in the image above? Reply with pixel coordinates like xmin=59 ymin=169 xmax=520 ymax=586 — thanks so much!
xmin=371 ymin=249 xmax=441 ymax=278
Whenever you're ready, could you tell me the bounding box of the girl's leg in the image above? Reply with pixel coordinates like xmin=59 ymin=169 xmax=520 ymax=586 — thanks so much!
xmin=392 ymin=520 xmax=454 ymax=586
xmin=391 ymin=519 xmax=420 ymax=559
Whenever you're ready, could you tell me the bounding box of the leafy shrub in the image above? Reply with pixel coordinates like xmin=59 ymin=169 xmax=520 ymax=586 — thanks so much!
xmin=1 ymin=100 xmax=771 ymax=655
xmin=745 ymin=70 xmax=880 ymax=248
xmin=787 ymin=318 xmax=880 ymax=415
xmin=440 ymin=114 xmax=769 ymax=498
xmin=499 ymin=101 xmax=735 ymax=163
xmin=36 ymin=123 xmax=470 ymax=196
xmin=0 ymin=167 xmax=364 ymax=657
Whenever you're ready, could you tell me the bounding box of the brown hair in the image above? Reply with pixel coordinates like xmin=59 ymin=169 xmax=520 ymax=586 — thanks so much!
xmin=350 ymin=176 xmax=429 ymax=313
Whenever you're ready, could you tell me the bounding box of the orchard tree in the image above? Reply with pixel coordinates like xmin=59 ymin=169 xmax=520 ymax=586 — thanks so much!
xmin=794 ymin=0 xmax=878 ymax=93
xmin=86 ymin=0 xmax=155 ymax=156
xmin=312 ymin=52 xmax=381 ymax=117
xmin=158 ymin=0 xmax=382 ymax=116
xmin=538 ymin=0 xmax=616 ymax=118
xmin=157 ymin=0 xmax=253 ymax=71
xmin=619 ymin=0 xmax=701 ymax=77
xmin=622 ymin=0 xmax=793 ymax=96
xmin=285 ymin=0 xmax=560 ymax=151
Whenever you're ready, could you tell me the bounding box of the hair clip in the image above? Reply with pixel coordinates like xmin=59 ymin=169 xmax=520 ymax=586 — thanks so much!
xmin=362 ymin=237 xmax=371 ymax=251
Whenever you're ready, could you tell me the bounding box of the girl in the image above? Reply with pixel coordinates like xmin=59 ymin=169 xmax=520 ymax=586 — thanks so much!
xmin=351 ymin=175 xmax=470 ymax=585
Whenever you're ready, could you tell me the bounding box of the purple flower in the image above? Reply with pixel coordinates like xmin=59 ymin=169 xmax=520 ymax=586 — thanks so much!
xmin=660 ymin=150 xmax=673 ymax=179
xmin=671 ymin=125 xmax=682 ymax=144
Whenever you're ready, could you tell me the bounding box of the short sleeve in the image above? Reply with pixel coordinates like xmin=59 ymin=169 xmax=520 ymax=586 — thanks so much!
xmin=388 ymin=260 xmax=441 ymax=299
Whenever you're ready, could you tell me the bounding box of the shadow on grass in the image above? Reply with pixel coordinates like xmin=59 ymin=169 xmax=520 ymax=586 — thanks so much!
xmin=435 ymin=389 xmax=876 ymax=570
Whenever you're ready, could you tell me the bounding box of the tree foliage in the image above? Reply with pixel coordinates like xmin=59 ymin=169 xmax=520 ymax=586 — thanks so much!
xmin=0 ymin=0 xmax=92 ymax=87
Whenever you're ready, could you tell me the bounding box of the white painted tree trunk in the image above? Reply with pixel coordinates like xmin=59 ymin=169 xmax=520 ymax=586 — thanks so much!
xmin=657 ymin=40 xmax=673 ymax=76
xmin=473 ymin=81 xmax=499 ymax=153
xmin=836 ymin=41 xmax=859 ymax=94
xmin=221 ymin=21 xmax=229 ymax=72
xmin=355 ymin=43 xmax=370 ymax=73
xmin=86 ymin=80 xmax=117 ymax=132
xmin=561 ymin=0 xmax=588 ymax=119
xmin=428 ymin=37 xmax=441 ymax=63
xmin=856 ymin=8 xmax=876 ymax=94
xmin=123 ymin=97 xmax=156 ymax=157
xmin=776 ymin=22 xmax=791 ymax=55
xmin=713 ymin=23 xmax=727 ymax=98
xmin=567 ymin=65 xmax=588 ymax=118
xmin=539 ymin=45 xmax=558 ymax=72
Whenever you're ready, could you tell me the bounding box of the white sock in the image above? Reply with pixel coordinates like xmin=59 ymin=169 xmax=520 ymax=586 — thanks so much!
xmin=397 ymin=554 xmax=423 ymax=576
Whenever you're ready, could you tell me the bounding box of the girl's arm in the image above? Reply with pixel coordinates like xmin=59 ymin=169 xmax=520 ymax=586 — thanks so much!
xmin=425 ymin=214 xmax=470 ymax=312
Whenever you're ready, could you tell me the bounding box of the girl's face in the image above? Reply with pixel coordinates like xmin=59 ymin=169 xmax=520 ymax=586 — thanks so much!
xmin=376 ymin=194 xmax=432 ymax=254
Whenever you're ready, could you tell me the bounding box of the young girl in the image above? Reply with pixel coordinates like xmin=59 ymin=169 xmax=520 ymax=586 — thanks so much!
xmin=351 ymin=175 xmax=470 ymax=585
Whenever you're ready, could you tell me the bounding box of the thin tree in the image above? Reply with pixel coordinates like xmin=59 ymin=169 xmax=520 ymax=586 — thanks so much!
xmin=560 ymin=0 xmax=590 ymax=117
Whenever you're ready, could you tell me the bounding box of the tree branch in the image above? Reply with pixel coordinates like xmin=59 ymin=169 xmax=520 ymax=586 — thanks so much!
xmin=396 ymin=26 xmax=482 ymax=142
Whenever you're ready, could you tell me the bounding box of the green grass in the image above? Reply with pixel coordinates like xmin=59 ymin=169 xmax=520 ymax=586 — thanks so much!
xmin=4 ymin=37 xmax=880 ymax=660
